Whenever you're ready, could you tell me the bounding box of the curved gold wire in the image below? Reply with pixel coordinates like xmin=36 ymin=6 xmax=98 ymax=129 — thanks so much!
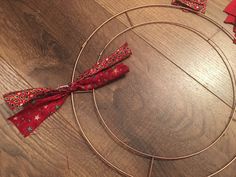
xmin=71 ymin=4 xmax=236 ymax=177
xmin=94 ymin=21 xmax=236 ymax=160
xmin=93 ymin=21 xmax=236 ymax=176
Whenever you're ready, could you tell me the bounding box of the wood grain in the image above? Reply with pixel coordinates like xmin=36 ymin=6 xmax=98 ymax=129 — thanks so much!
xmin=0 ymin=0 xmax=236 ymax=177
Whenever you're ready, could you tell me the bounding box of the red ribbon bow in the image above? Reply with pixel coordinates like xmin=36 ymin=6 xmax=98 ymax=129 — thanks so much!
xmin=224 ymin=0 xmax=236 ymax=44
xmin=172 ymin=0 xmax=208 ymax=13
xmin=3 ymin=43 xmax=132 ymax=137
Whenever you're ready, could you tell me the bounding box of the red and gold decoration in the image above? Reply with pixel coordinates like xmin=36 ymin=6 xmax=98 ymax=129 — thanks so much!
xmin=3 ymin=43 xmax=132 ymax=137
xmin=171 ymin=0 xmax=208 ymax=13
xmin=224 ymin=0 xmax=236 ymax=44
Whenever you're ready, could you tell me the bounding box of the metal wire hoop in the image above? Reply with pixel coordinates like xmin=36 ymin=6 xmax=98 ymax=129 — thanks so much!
xmin=93 ymin=21 xmax=236 ymax=160
xmin=71 ymin=4 xmax=236 ymax=177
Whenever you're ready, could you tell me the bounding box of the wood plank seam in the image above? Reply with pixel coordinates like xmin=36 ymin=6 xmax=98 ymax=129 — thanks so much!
xmin=207 ymin=28 xmax=222 ymax=41
xmin=125 ymin=12 xmax=134 ymax=27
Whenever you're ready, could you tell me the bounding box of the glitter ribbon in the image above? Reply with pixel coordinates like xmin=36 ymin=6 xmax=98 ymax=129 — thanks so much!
xmin=3 ymin=43 xmax=132 ymax=137
xmin=172 ymin=0 xmax=208 ymax=13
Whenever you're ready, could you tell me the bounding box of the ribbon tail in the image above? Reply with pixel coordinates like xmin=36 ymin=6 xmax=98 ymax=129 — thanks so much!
xmin=224 ymin=14 xmax=236 ymax=25
xmin=171 ymin=0 xmax=207 ymax=13
xmin=3 ymin=88 xmax=51 ymax=111
xmin=72 ymin=63 xmax=129 ymax=90
xmin=6 ymin=90 xmax=69 ymax=137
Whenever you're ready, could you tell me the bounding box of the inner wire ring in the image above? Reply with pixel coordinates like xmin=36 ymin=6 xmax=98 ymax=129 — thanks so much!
xmin=93 ymin=21 xmax=236 ymax=160
xmin=71 ymin=5 xmax=236 ymax=177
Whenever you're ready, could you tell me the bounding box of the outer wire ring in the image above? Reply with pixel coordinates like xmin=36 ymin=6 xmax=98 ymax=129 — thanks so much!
xmin=93 ymin=21 xmax=236 ymax=176
xmin=71 ymin=5 xmax=236 ymax=177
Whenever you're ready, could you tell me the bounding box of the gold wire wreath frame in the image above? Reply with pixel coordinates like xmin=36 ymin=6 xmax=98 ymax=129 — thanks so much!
xmin=71 ymin=4 xmax=236 ymax=177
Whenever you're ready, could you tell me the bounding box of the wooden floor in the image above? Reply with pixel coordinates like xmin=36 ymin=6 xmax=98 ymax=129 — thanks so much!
xmin=1 ymin=0 xmax=236 ymax=177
